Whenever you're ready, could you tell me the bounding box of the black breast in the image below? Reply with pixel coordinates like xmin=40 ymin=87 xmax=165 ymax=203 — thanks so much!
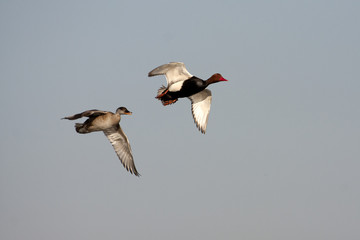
xmin=175 ymin=76 xmax=206 ymax=98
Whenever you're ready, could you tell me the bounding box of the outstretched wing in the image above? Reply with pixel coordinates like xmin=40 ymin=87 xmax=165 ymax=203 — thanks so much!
xmin=188 ymin=89 xmax=212 ymax=134
xmin=62 ymin=109 xmax=107 ymax=120
xmin=148 ymin=62 xmax=193 ymax=86
xmin=103 ymin=125 xmax=140 ymax=176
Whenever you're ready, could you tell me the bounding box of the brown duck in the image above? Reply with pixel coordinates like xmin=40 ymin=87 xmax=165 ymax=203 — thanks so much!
xmin=62 ymin=107 xmax=139 ymax=176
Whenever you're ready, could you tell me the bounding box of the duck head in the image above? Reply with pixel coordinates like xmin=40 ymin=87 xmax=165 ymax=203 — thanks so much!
xmin=207 ymin=73 xmax=228 ymax=85
xmin=116 ymin=107 xmax=132 ymax=115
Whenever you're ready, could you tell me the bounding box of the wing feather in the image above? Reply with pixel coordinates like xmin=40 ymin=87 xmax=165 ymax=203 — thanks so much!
xmin=62 ymin=109 xmax=107 ymax=120
xmin=188 ymin=89 xmax=212 ymax=134
xmin=148 ymin=62 xmax=193 ymax=86
xmin=103 ymin=125 xmax=140 ymax=176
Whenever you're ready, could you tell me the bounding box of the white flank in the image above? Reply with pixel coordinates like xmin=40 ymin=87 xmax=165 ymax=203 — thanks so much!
xmin=168 ymin=81 xmax=185 ymax=92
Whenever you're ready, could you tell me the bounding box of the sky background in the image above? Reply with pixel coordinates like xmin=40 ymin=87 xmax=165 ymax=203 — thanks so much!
xmin=1 ymin=0 xmax=359 ymax=239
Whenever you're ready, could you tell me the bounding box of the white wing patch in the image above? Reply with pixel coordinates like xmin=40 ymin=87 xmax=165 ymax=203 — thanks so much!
xmin=148 ymin=62 xmax=193 ymax=86
xmin=103 ymin=125 xmax=139 ymax=176
xmin=188 ymin=89 xmax=212 ymax=134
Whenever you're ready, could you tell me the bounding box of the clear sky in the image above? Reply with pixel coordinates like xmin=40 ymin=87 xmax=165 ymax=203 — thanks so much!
xmin=1 ymin=0 xmax=359 ymax=239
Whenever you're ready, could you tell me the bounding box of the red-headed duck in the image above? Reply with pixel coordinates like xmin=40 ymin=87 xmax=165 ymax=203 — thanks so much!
xmin=148 ymin=62 xmax=228 ymax=133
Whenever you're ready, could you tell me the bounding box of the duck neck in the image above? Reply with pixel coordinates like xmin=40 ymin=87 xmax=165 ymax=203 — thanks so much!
xmin=205 ymin=77 xmax=217 ymax=86
xmin=205 ymin=73 xmax=226 ymax=86
xmin=115 ymin=112 xmax=121 ymax=119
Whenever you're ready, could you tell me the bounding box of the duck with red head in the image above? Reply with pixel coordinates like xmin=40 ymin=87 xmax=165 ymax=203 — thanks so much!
xmin=148 ymin=62 xmax=228 ymax=134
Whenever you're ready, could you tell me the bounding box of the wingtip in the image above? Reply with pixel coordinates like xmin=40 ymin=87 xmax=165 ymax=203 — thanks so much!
xmin=199 ymin=126 xmax=206 ymax=134
xmin=131 ymin=169 xmax=141 ymax=177
xmin=148 ymin=72 xmax=157 ymax=77
xmin=126 ymin=164 xmax=140 ymax=177
xmin=148 ymin=69 xmax=160 ymax=77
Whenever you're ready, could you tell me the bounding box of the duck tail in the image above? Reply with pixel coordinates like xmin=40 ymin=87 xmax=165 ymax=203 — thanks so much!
xmin=75 ymin=123 xmax=89 ymax=134
xmin=156 ymin=85 xmax=168 ymax=98
xmin=155 ymin=85 xmax=178 ymax=106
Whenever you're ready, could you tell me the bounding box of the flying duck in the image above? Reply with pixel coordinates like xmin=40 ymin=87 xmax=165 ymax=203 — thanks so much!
xmin=62 ymin=107 xmax=139 ymax=176
xmin=148 ymin=62 xmax=228 ymax=133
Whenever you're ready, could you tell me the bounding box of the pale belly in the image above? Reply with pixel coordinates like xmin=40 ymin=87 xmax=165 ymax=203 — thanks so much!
xmin=88 ymin=115 xmax=120 ymax=131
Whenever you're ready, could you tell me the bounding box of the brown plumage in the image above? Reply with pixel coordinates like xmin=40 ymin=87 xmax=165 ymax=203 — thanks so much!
xmin=62 ymin=107 xmax=140 ymax=176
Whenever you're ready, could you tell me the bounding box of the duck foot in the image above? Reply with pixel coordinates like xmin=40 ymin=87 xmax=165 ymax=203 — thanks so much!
xmin=161 ymin=99 xmax=178 ymax=106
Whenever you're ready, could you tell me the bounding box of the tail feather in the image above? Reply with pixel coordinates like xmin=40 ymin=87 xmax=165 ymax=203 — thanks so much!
xmin=75 ymin=123 xmax=89 ymax=134
xmin=156 ymin=85 xmax=167 ymax=98
xmin=156 ymin=85 xmax=178 ymax=106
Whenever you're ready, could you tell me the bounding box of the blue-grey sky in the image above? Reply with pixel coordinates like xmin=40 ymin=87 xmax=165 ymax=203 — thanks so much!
xmin=1 ymin=0 xmax=359 ymax=239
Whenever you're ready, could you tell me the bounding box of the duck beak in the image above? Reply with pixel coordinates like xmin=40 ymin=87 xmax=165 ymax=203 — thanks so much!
xmin=125 ymin=111 xmax=132 ymax=115
xmin=220 ymin=77 xmax=228 ymax=81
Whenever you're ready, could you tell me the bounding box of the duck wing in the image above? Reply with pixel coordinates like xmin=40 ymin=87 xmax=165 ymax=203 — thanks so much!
xmin=103 ymin=125 xmax=139 ymax=176
xmin=148 ymin=62 xmax=193 ymax=86
xmin=62 ymin=109 xmax=108 ymax=120
xmin=188 ymin=89 xmax=212 ymax=134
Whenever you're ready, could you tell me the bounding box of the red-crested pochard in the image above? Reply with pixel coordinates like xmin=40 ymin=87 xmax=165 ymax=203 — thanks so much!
xmin=148 ymin=62 xmax=228 ymax=133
